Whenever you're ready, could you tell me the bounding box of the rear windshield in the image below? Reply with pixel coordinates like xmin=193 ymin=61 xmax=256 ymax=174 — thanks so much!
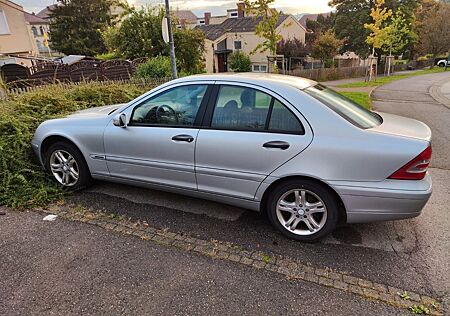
xmin=304 ymin=84 xmax=382 ymax=129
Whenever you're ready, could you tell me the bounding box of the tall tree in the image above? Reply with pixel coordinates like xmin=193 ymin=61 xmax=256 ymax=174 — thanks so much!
xmin=416 ymin=2 xmax=450 ymax=62
xmin=364 ymin=0 xmax=392 ymax=54
xmin=382 ymin=10 xmax=417 ymax=55
xmin=305 ymin=13 xmax=335 ymax=49
xmin=49 ymin=0 xmax=125 ymax=56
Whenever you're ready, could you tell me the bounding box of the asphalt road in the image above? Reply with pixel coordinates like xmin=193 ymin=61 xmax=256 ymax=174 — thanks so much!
xmin=0 ymin=210 xmax=407 ymax=316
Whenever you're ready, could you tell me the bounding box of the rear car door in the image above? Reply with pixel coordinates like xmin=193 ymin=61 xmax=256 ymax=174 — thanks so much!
xmin=104 ymin=83 xmax=211 ymax=190
xmin=195 ymin=83 xmax=313 ymax=200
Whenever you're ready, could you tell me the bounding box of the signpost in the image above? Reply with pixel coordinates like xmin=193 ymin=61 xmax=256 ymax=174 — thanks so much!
xmin=163 ymin=0 xmax=178 ymax=79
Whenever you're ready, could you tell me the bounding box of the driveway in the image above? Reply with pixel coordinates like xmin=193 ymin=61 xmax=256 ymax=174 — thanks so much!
xmin=1 ymin=71 xmax=450 ymax=315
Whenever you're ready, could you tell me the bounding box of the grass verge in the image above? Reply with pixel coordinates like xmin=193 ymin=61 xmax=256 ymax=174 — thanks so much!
xmin=337 ymin=67 xmax=446 ymax=88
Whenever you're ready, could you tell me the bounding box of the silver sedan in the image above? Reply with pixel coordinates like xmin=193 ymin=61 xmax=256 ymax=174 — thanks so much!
xmin=32 ymin=74 xmax=432 ymax=241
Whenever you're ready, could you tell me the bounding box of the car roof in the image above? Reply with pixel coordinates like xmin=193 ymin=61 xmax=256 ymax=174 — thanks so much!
xmin=172 ymin=73 xmax=317 ymax=90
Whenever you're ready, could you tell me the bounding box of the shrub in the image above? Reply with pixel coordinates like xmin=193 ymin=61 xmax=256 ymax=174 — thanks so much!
xmin=135 ymin=55 xmax=173 ymax=79
xmin=229 ymin=51 xmax=252 ymax=72
xmin=0 ymin=82 xmax=147 ymax=208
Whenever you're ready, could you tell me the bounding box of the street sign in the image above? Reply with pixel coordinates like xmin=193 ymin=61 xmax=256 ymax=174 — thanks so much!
xmin=162 ymin=16 xmax=169 ymax=44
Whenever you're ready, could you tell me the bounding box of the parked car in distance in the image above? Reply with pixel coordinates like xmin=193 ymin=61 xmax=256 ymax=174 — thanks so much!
xmin=435 ymin=57 xmax=449 ymax=67
xmin=31 ymin=74 xmax=433 ymax=242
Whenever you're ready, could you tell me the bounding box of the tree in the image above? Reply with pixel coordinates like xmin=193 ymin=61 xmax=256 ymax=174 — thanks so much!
xmin=364 ymin=0 xmax=392 ymax=54
xmin=330 ymin=0 xmax=418 ymax=58
xmin=49 ymin=0 xmax=125 ymax=56
xmin=102 ymin=7 xmax=205 ymax=74
xmin=102 ymin=7 xmax=167 ymax=60
xmin=305 ymin=13 xmax=335 ymax=49
xmin=244 ymin=0 xmax=282 ymax=57
xmin=229 ymin=51 xmax=252 ymax=72
xmin=382 ymin=10 xmax=417 ymax=56
xmin=416 ymin=2 xmax=450 ymax=63
xmin=312 ymin=30 xmax=344 ymax=67
xmin=277 ymin=38 xmax=309 ymax=59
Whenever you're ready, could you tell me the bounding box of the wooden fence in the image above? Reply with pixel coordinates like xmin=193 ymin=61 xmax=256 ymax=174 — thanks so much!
xmin=290 ymin=66 xmax=367 ymax=82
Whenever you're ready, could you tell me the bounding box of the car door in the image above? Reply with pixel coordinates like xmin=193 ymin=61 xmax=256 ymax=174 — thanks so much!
xmin=104 ymin=83 xmax=212 ymax=190
xmin=195 ymin=83 xmax=313 ymax=200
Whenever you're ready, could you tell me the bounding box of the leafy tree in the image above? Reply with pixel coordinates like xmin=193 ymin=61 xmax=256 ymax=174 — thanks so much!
xmin=331 ymin=0 xmax=418 ymax=58
xmin=382 ymin=10 xmax=417 ymax=55
xmin=229 ymin=51 xmax=252 ymax=72
xmin=416 ymin=2 xmax=450 ymax=63
xmin=173 ymin=28 xmax=206 ymax=74
xmin=364 ymin=0 xmax=392 ymax=54
xmin=244 ymin=0 xmax=282 ymax=56
xmin=277 ymin=38 xmax=309 ymax=59
xmin=103 ymin=7 xmax=205 ymax=73
xmin=49 ymin=0 xmax=126 ymax=56
xmin=312 ymin=30 xmax=344 ymax=67
xmin=305 ymin=13 xmax=335 ymax=49
xmin=102 ymin=7 xmax=167 ymax=60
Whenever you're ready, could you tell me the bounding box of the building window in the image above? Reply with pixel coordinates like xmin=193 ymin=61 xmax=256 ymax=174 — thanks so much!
xmin=0 ymin=10 xmax=10 ymax=35
xmin=234 ymin=41 xmax=242 ymax=50
xmin=40 ymin=26 xmax=45 ymax=36
xmin=230 ymin=12 xmax=238 ymax=17
xmin=252 ymin=64 xmax=268 ymax=73
xmin=31 ymin=26 xmax=38 ymax=37
xmin=199 ymin=20 xmax=205 ymax=24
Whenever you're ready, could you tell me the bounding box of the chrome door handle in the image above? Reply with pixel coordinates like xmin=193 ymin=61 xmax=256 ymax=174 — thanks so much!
xmin=263 ymin=141 xmax=290 ymax=150
xmin=172 ymin=134 xmax=194 ymax=143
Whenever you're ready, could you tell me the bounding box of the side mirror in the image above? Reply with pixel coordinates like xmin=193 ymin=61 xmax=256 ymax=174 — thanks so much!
xmin=113 ymin=113 xmax=127 ymax=128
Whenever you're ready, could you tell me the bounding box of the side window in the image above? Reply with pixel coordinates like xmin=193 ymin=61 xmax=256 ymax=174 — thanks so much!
xmin=269 ymin=100 xmax=304 ymax=134
xmin=211 ymin=86 xmax=272 ymax=130
xmin=130 ymin=85 xmax=208 ymax=126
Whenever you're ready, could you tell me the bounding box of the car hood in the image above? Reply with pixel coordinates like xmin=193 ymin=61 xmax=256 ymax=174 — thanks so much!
xmin=65 ymin=104 xmax=125 ymax=118
xmin=371 ymin=112 xmax=431 ymax=142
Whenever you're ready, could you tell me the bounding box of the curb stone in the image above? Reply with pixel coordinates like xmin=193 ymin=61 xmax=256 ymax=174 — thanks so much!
xmin=36 ymin=204 xmax=444 ymax=315
xmin=429 ymin=76 xmax=450 ymax=109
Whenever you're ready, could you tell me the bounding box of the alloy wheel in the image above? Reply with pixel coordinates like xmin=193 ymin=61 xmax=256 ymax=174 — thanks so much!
xmin=49 ymin=150 xmax=79 ymax=187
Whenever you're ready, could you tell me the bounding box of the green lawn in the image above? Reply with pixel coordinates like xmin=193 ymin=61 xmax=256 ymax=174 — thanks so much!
xmin=336 ymin=67 xmax=446 ymax=88
xmin=339 ymin=91 xmax=371 ymax=110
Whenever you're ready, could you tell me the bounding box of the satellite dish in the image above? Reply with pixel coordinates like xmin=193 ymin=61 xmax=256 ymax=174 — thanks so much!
xmin=162 ymin=16 xmax=169 ymax=43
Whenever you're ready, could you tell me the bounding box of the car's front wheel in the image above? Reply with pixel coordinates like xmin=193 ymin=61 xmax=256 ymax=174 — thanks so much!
xmin=45 ymin=141 xmax=92 ymax=190
xmin=267 ymin=180 xmax=339 ymax=242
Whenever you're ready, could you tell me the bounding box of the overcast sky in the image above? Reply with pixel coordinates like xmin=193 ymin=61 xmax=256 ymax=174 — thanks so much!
xmin=15 ymin=0 xmax=333 ymax=16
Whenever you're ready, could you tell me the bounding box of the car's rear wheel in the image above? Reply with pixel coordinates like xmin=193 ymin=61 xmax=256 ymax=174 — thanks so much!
xmin=45 ymin=141 xmax=92 ymax=190
xmin=267 ymin=180 xmax=339 ymax=242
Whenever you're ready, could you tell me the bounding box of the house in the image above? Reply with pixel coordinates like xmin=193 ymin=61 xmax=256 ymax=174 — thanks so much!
xmin=298 ymin=12 xmax=332 ymax=28
xmin=197 ymin=3 xmax=306 ymax=73
xmin=0 ymin=0 xmax=38 ymax=63
xmin=24 ymin=11 xmax=53 ymax=55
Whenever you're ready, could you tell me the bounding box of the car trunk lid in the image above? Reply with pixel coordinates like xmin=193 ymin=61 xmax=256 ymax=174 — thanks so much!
xmin=370 ymin=112 xmax=431 ymax=142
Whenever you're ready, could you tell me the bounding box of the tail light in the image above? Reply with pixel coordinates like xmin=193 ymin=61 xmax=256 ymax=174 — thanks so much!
xmin=388 ymin=145 xmax=432 ymax=180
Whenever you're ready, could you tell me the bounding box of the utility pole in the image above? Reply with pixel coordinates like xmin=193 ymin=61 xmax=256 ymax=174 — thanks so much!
xmin=164 ymin=0 xmax=178 ymax=79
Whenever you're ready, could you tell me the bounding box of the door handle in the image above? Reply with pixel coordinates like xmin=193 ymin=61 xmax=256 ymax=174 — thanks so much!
xmin=263 ymin=141 xmax=290 ymax=150
xmin=172 ymin=134 xmax=194 ymax=143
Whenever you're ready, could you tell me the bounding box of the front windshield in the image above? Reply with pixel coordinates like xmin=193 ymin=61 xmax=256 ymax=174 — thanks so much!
xmin=304 ymin=84 xmax=382 ymax=129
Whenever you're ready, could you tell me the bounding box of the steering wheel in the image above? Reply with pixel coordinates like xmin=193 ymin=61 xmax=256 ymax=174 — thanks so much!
xmin=156 ymin=104 xmax=178 ymax=124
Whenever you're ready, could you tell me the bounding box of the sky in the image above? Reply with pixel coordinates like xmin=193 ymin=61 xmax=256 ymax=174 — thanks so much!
xmin=15 ymin=0 xmax=333 ymax=16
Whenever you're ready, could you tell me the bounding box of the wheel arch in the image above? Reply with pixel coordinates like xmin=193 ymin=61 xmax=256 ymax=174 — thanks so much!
xmin=40 ymin=135 xmax=84 ymax=169
xmin=260 ymin=175 xmax=347 ymax=225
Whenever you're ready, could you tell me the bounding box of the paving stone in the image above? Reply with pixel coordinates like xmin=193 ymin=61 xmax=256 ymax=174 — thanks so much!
xmin=252 ymin=261 xmax=266 ymax=269
xmin=358 ymin=279 xmax=373 ymax=288
xmin=349 ymin=285 xmax=364 ymax=296
xmin=240 ymin=257 xmax=253 ymax=265
xmin=329 ymin=272 xmax=342 ymax=281
xmin=319 ymin=277 xmax=333 ymax=287
xmin=315 ymin=268 xmax=328 ymax=277
xmin=363 ymin=288 xmax=380 ymax=300
xmin=343 ymin=275 xmax=359 ymax=285
xmin=372 ymin=282 xmax=388 ymax=293
xmin=333 ymin=280 xmax=348 ymax=291
xmin=304 ymin=273 xmax=319 ymax=283
xmin=228 ymin=254 xmax=241 ymax=262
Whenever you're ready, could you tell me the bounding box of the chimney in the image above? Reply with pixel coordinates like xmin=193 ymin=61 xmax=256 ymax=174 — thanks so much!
xmin=204 ymin=12 xmax=211 ymax=25
xmin=237 ymin=2 xmax=245 ymax=18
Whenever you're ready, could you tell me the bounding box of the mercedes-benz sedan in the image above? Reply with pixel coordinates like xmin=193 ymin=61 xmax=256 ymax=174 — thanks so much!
xmin=32 ymin=74 xmax=432 ymax=241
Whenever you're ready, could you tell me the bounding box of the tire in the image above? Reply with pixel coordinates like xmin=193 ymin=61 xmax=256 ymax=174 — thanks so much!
xmin=45 ymin=141 xmax=92 ymax=190
xmin=438 ymin=61 xmax=445 ymax=68
xmin=266 ymin=179 xmax=339 ymax=242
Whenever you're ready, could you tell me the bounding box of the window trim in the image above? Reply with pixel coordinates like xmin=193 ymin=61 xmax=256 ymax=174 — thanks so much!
xmin=201 ymin=84 xmax=305 ymax=135
xmin=234 ymin=40 xmax=242 ymax=50
xmin=128 ymin=84 xmax=213 ymax=128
